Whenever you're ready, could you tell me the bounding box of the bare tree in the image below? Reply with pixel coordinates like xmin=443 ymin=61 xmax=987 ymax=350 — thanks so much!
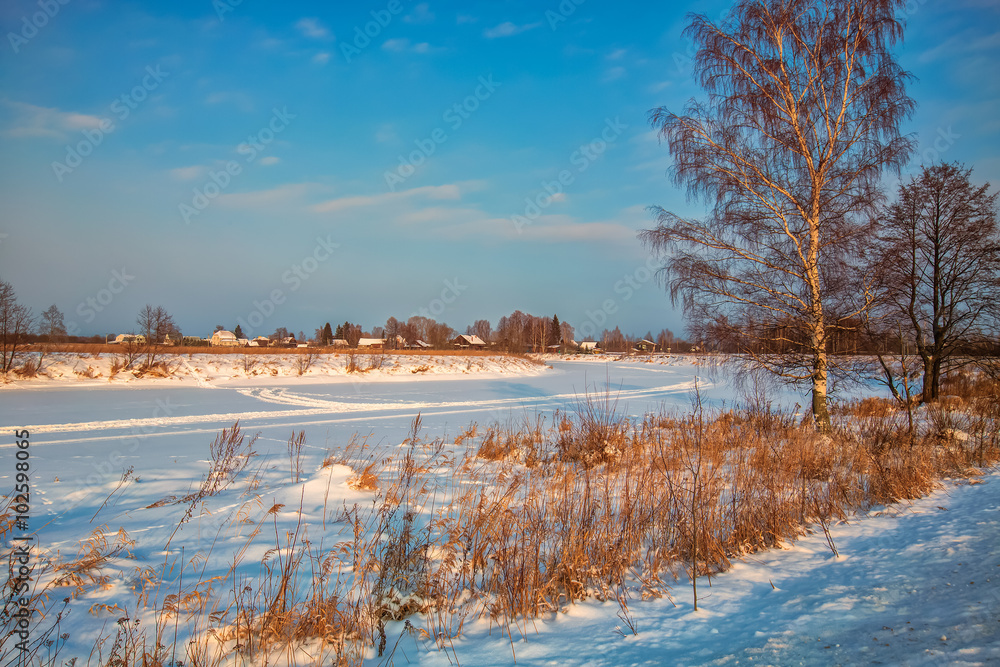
xmin=0 ymin=280 xmax=34 ymax=374
xmin=40 ymin=304 xmax=67 ymax=342
xmin=641 ymin=0 xmax=915 ymax=430
xmin=868 ymin=163 xmax=999 ymax=402
xmin=384 ymin=316 xmax=401 ymax=349
xmin=137 ymin=304 xmax=178 ymax=370
xmin=470 ymin=319 xmax=492 ymax=344
xmin=560 ymin=319 xmax=575 ymax=349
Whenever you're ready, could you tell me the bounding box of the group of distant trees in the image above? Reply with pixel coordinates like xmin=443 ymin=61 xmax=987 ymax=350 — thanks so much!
xmin=1 ymin=285 xmax=682 ymax=364
xmin=0 ymin=293 xmax=183 ymax=374
xmin=299 ymin=313 xmax=694 ymax=353
xmin=642 ymin=0 xmax=1000 ymax=430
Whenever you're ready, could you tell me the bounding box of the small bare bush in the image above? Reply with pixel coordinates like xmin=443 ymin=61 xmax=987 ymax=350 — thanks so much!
xmin=295 ymin=351 xmax=317 ymax=375
xmin=345 ymin=350 xmax=360 ymax=374
xmin=242 ymin=353 xmax=259 ymax=374
xmin=14 ymin=356 xmax=40 ymax=378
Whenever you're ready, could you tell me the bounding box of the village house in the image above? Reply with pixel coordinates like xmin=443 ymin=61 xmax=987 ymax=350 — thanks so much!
xmin=452 ymin=334 xmax=487 ymax=349
xmin=210 ymin=330 xmax=240 ymax=347
xmin=111 ymin=334 xmax=146 ymax=344
xmin=634 ymin=339 xmax=657 ymax=353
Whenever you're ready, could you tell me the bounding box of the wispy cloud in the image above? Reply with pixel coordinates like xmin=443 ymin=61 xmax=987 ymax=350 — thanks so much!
xmin=918 ymin=28 xmax=1000 ymax=63
xmin=295 ymin=18 xmax=332 ymax=40
xmin=1 ymin=100 xmax=103 ymax=139
xmin=204 ymin=91 xmax=254 ymax=112
xmin=375 ymin=124 xmax=397 ymax=144
xmin=382 ymin=38 xmax=439 ymax=54
xmin=169 ymin=165 xmax=207 ymax=181
xmin=437 ymin=210 xmax=637 ymax=244
xmin=483 ymin=21 xmax=542 ymax=39
xmin=603 ymin=66 xmax=626 ymax=82
xmin=311 ymin=184 xmax=462 ymax=214
xmin=259 ymin=156 xmax=281 ymax=166
xmin=217 ymin=183 xmax=312 ymax=208
xmin=312 ymin=52 xmax=331 ymax=65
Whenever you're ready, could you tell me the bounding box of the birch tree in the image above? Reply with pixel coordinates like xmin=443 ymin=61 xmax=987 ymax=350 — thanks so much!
xmin=641 ymin=0 xmax=915 ymax=430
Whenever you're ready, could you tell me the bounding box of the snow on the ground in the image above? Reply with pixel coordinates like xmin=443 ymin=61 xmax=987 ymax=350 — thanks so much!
xmin=401 ymin=469 xmax=1000 ymax=667
xmin=1 ymin=358 xmax=997 ymax=666
xmin=0 ymin=351 xmax=548 ymax=387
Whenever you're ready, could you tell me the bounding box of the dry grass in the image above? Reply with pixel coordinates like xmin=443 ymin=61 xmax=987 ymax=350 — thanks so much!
xmin=9 ymin=373 xmax=1000 ymax=665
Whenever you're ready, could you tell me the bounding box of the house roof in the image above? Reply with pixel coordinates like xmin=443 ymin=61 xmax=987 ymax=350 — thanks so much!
xmin=357 ymin=338 xmax=385 ymax=346
xmin=212 ymin=330 xmax=237 ymax=340
xmin=454 ymin=334 xmax=486 ymax=346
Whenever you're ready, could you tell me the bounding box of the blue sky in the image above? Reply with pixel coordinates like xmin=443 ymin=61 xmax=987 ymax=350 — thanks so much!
xmin=1 ymin=0 xmax=997 ymax=341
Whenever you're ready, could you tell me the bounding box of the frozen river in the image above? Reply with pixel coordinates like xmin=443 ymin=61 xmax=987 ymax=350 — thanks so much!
xmin=2 ymin=357 xmax=777 ymax=501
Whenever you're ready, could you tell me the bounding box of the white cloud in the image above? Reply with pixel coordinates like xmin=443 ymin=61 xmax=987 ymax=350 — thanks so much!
xmin=382 ymin=38 xmax=439 ymax=54
xmin=607 ymin=48 xmax=627 ymax=61
xmin=2 ymin=101 xmax=104 ymax=139
xmin=295 ymin=18 xmax=331 ymax=40
xmin=311 ymin=184 xmax=463 ymax=214
xmin=312 ymin=52 xmax=331 ymax=65
xmin=382 ymin=38 xmax=410 ymax=52
xmin=169 ymin=165 xmax=207 ymax=181
xmin=483 ymin=21 xmax=542 ymax=39
xmin=259 ymin=156 xmax=281 ymax=166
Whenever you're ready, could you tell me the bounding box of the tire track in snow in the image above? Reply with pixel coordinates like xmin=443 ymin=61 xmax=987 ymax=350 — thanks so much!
xmin=8 ymin=381 xmax=702 ymax=443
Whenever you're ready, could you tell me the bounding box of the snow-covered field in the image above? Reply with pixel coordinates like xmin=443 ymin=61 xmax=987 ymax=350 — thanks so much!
xmin=6 ymin=351 xmax=548 ymax=385
xmin=1 ymin=355 xmax=997 ymax=665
